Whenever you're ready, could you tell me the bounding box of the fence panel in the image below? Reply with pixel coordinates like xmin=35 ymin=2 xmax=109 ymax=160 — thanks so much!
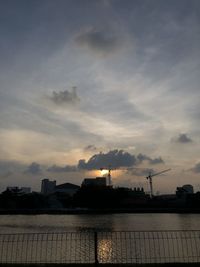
xmin=0 ymin=232 xmax=95 ymax=264
xmin=97 ymin=231 xmax=200 ymax=264
xmin=0 ymin=230 xmax=200 ymax=264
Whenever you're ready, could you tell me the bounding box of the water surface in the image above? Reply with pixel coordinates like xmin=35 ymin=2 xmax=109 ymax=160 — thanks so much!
xmin=0 ymin=213 xmax=200 ymax=233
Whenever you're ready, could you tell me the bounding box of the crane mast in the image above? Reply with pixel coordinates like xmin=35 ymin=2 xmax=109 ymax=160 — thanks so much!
xmin=107 ymin=167 xmax=112 ymax=186
xmin=100 ymin=165 xmax=112 ymax=186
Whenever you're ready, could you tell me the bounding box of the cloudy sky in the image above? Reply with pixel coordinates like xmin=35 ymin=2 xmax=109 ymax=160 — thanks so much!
xmin=0 ymin=0 xmax=200 ymax=194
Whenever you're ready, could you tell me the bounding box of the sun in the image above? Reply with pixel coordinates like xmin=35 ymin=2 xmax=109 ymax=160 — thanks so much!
xmin=100 ymin=169 xmax=109 ymax=176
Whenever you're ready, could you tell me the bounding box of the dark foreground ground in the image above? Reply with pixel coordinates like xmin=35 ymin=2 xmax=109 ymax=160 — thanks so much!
xmin=1 ymin=264 xmax=200 ymax=266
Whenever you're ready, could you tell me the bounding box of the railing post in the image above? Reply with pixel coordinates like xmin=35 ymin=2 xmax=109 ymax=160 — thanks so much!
xmin=94 ymin=231 xmax=99 ymax=265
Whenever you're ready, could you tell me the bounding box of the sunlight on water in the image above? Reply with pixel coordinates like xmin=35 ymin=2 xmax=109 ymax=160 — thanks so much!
xmin=98 ymin=238 xmax=113 ymax=262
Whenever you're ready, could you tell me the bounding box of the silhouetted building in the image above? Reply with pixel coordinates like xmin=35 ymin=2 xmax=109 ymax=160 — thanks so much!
xmin=41 ymin=179 xmax=56 ymax=195
xmin=133 ymin=187 xmax=145 ymax=195
xmin=82 ymin=177 xmax=107 ymax=187
xmin=176 ymin=184 xmax=194 ymax=198
xmin=21 ymin=187 xmax=31 ymax=194
xmin=55 ymin=183 xmax=80 ymax=196
xmin=154 ymin=194 xmax=176 ymax=201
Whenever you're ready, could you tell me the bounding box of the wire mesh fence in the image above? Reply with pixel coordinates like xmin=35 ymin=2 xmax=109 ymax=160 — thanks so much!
xmin=0 ymin=232 xmax=94 ymax=264
xmin=98 ymin=231 xmax=200 ymax=264
xmin=0 ymin=230 xmax=200 ymax=264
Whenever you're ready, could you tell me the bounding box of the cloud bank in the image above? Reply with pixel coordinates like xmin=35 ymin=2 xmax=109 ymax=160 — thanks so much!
xmin=78 ymin=149 xmax=164 ymax=170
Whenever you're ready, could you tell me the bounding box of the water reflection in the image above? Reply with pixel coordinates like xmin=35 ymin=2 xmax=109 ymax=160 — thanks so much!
xmin=98 ymin=238 xmax=113 ymax=262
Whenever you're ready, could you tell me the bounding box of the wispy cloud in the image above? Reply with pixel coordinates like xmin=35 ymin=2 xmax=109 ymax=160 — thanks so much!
xmin=126 ymin=168 xmax=155 ymax=177
xmin=47 ymin=164 xmax=77 ymax=173
xmin=84 ymin=145 xmax=98 ymax=152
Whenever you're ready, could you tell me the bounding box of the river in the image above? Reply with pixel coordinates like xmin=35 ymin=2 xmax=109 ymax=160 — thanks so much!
xmin=0 ymin=213 xmax=200 ymax=233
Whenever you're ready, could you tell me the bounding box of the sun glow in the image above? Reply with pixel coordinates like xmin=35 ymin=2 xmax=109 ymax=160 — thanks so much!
xmin=100 ymin=169 xmax=109 ymax=176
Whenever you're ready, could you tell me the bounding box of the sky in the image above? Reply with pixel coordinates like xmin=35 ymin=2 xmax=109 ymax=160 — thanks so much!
xmin=0 ymin=0 xmax=200 ymax=194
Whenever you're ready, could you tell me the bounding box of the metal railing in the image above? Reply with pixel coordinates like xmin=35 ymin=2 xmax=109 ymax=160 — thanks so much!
xmin=0 ymin=230 xmax=200 ymax=264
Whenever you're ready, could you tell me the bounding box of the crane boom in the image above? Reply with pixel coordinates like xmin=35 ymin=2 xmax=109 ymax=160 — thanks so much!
xmin=150 ymin=168 xmax=171 ymax=177
xmin=146 ymin=168 xmax=171 ymax=198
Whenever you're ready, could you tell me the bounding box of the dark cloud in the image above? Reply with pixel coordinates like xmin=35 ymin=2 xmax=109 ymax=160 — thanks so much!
xmin=47 ymin=164 xmax=77 ymax=173
xmin=149 ymin=157 xmax=164 ymax=164
xmin=25 ymin=162 xmax=42 ymax=175
xmin=78 ymin=150 xmax=164 ymax=170
xmin=78 ymin=150 xmax=136 ymax=170
xmin=49 ymin=87 xmax=80 ymax=105
xmin=137 ymin=154 xmax=164 ymax=165
xmin=84 ymin=145 xmax=97 ymax=152
xmin=76 ymin=28 xmax=120 ymax=55
xmin=137 ymin=153 xmax=151 ymax=163
xmin=174 ymin=133 xmax=193 ymax=143
xmin=126 ymin=168 xmax=155 ymax=177
xmin=191 ymin=163 xmax=200 ymax=173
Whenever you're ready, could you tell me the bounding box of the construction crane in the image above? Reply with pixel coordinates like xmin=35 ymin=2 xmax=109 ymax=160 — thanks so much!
xmin=146 ymin=169 xmax=171 ymax=198
xmin=100 ymin=165 xmax=113 ymax=186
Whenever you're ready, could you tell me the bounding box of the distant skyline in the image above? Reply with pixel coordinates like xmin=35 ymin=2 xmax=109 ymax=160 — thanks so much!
xmin=0 ymin=0 xmax=200 ymax=193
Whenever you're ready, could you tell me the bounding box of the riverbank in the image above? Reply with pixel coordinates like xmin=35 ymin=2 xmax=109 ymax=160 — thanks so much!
xmin=1 ymin=207 xmax=200 ymax=215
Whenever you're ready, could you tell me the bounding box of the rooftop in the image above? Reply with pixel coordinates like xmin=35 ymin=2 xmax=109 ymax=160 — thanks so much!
xmin=55 ymin=183 xmax=80 ymax=190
